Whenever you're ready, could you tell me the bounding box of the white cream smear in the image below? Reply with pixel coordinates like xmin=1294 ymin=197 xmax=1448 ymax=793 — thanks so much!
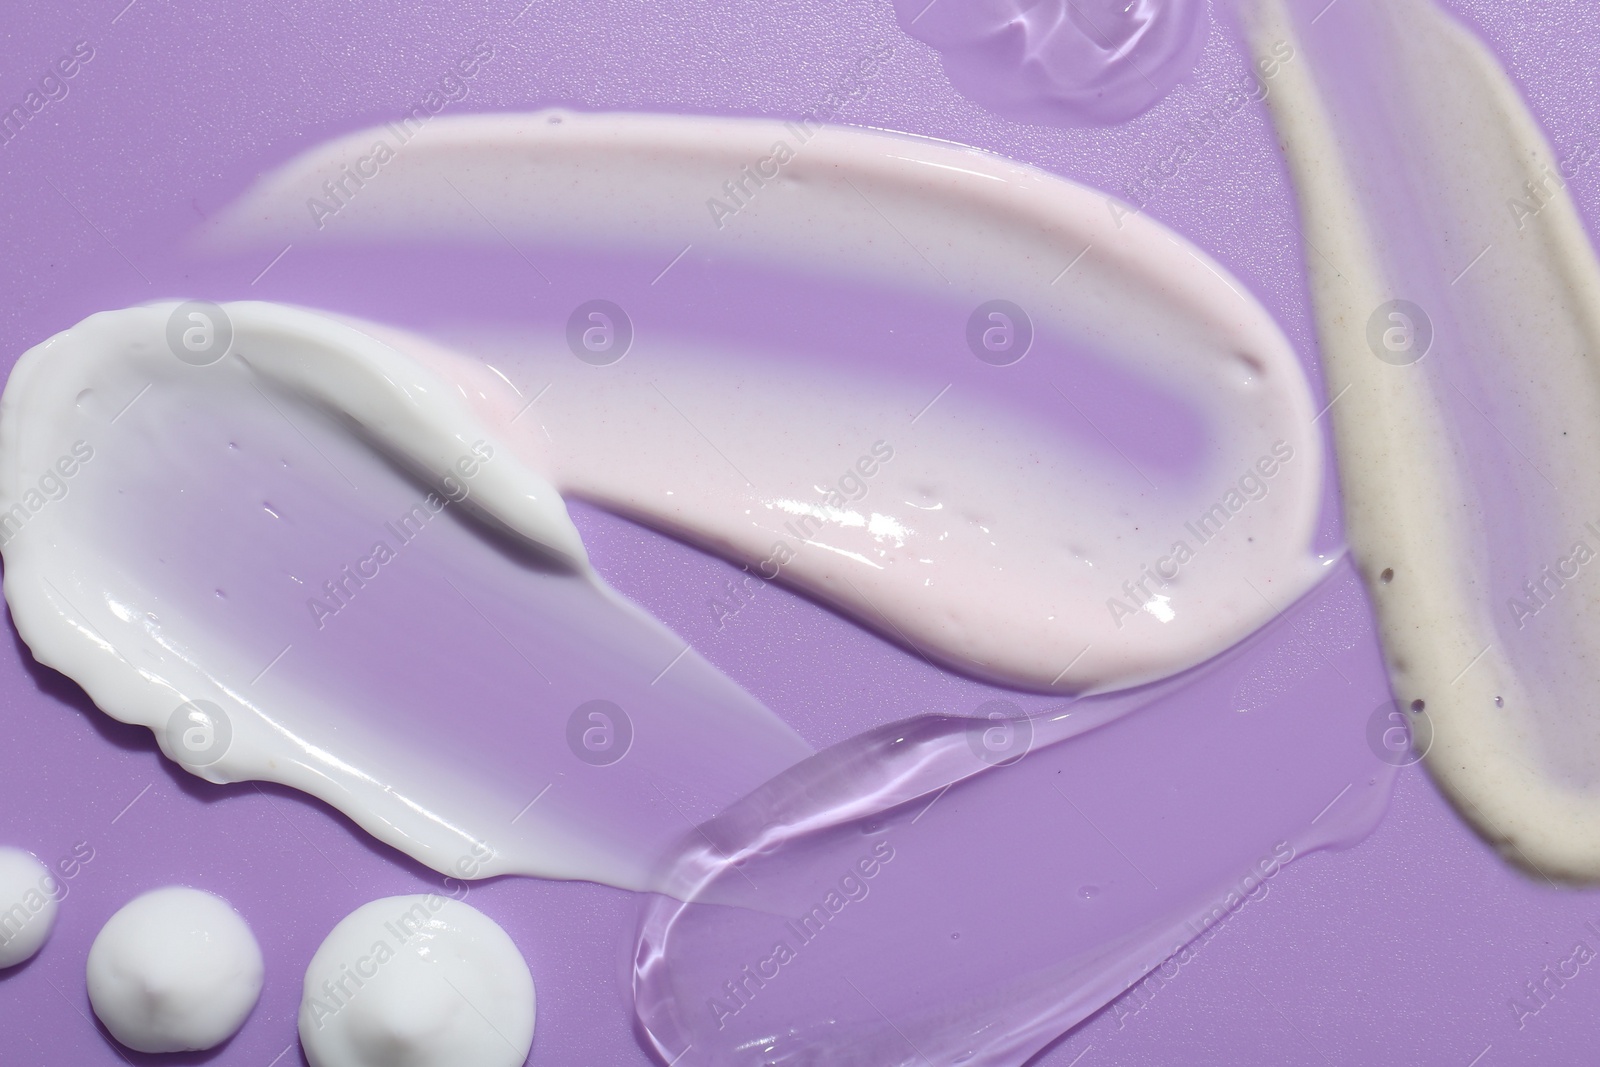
xmin=0 ymin=301 xmax=811 ymax=891
xmin=86 ymin=886 xmax=263 ymax=1053
xmin=1247 ymin=0 xmax=1600 ymax=877
xmin=2 ymin=114 xmax=1325 ymax=891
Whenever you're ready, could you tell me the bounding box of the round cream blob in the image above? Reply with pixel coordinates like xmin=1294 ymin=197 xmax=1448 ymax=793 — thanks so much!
xmin=86 ymin=886 xmax=264 ymax=1052
xmin=299 ymin=895 xmax=535 ymax=1067
xmin=0 ymin=846 xmax=58 ymax=968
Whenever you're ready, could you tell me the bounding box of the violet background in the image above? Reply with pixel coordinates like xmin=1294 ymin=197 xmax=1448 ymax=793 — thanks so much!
xmin=2 ymin=0 xmax=1599 ymax=1064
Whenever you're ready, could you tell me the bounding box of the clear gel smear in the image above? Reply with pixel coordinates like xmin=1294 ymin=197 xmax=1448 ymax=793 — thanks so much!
xmin=632 ymin=566 xmax=1397 ymax=1067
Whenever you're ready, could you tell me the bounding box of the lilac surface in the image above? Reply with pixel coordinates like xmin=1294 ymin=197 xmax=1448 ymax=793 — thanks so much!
xmin=1 ymin=2 xmax=1599 ymax=1066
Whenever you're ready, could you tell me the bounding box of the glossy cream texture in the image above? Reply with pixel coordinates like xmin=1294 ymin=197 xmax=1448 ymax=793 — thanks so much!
xmin=0 ymin=847 xmax=57 ymax=968
xmin=1247 ymin=0 xmax=1600 ymax=878
xmin=0 ymin=302 xmax=812 ymax=891
xmin=86 ymin=887 xmax=263 ymax=1053
xmin=892 ymin=0 xmax=1207 ymax=126
xmin=299 ymin=896 xmax=534 ymax=1067
xmin=207 ymin=111 xmax=1327 ymax=694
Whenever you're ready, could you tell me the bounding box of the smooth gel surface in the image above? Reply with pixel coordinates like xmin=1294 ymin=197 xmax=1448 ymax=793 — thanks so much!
xmin=633 ymin=565 xmax=1396 ymax=1065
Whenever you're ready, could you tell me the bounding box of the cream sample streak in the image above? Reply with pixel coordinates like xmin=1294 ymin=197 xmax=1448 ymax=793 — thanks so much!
xmin=207 ymin=111 xmax=1327 ymax=692
xmin=1249 ymin=0 xmax=1600 ymax=878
